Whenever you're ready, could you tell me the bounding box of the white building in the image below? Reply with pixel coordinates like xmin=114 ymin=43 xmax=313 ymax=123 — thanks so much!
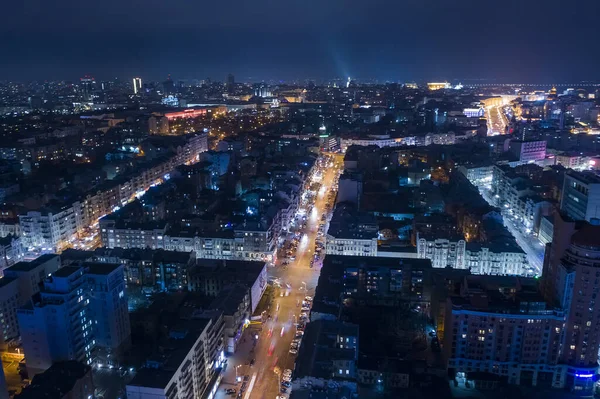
xmin=19 ymin=204 xmax=83 ymax=253
xmin=0 ymin=235 xmax=22 ymax=275
xmin=325 ymin=235 xmax=378 ymax=257
xmin=465 ymin=243 xmax=528 ymax=275
xmin=0 ymin=220 xmax=20 ymax=238
xmin=326 ymin=206 xmax=379 ymax=257
xmin=458 ymin=164 xmax=494 ymax=188
xmin=416 ymin=234 xmax=466 ymax=269
xmin=508 ymin=140 xmax=547 ymax=163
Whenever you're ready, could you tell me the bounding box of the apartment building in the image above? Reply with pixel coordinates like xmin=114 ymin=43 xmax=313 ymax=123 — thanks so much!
xmin=126 ymin=315 xmax=224 ymax=399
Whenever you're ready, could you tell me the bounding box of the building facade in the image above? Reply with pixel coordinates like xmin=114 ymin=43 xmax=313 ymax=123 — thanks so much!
xmin=18 ymin=266 xmax=95 ymax=376
xmin=560 ymin=171 xmax=600 ymax=222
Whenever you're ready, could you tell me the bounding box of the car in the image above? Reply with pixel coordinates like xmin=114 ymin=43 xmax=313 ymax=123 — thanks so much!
xmin=281 ymin=381 xmax=292 ymax=388
xmin=243 ymin=375 xmax=250 ymax=382
xmin=250 ymin=358 xmax=255 ymax=366
xmin=277 ymin=396 xmax=286 ymax=399
xmin=283 ymin=369 xmax=293 ymax=375
xmin=281 ymin=387 xmax=288 ymax=393
xmin=289 ymin=348 xmax=298 ymax=355
xmin=295 ymin=331 xmax=304 ymax=338
xmin=225 ymin=388 xmax=237 ymax=394
xmin=300 ymin=312 xmax=308 ymax=317
xmin=305 ymin=296 xmax=313 ymax=301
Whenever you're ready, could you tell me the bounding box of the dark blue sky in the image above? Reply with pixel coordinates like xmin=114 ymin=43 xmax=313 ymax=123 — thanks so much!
xmin=2 ymin=0 xmax=599 ymax=82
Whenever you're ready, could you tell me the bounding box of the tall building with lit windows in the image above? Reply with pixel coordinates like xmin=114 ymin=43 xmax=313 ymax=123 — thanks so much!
xmin=85 ymin=262 xmax=131 ymax=366
xmin=133 ymin=77 xmax=143 ymax=94
xmin=17 ymin=266 xmax=95 ymax=376
xmin=16 ymin=262 xmax=130 ymax=376
xmin=444 ymin=275 xmax=566 ymax=388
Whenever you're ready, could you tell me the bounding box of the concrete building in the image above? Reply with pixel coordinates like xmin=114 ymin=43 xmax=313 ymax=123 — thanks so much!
xmin=188 ymin=259 xmax=267 ymax=314
xmin=541 ymin=218 xmax=600 ymax=394
xmin=508 ymin=140 xmax=547 ymax=163
xmin=444 ymin=275 xmax=566 ymax=388
xmin=18 ymin=266 xmax=95 ymax=376
xmin=538 ymin=215 xmax=554 ymax=245
xmin=416 ymin=234 xmax=466 ymax=269
xmin=0 ymin=235 xmax=22 ymax=275
xmin=550 ymin=223 xmax=600 ymax=392
xmin=3 ymin=254 xmax=61 ymax=308
xmin=326 ymin=206 xmax=378 ymax=257
xmin=465 ymin=242 xmax=529 ymax=276
xmin=555 ymin=154 xmax=591 ymax=171
xmin=336 ymin=171 xmax=363 ymax=207
xmin=19 ymin=203 xmax=82 ymax=253
xmin=86 ymin=263 xmax=131 ymax=366
xmin=208 ymin=285 xmax=250 ymax=354
xmin=294 ymin=320 xmax=359 ymax=386
xmin=126 ymin=316 xmax=225 ymax=399
xmin=17 ymin=262 xmax=130 ymax=376
xmin=458 ymin=164 xmax=494 ymax=188
xmin=560 ymin=170 xmax=600 ymax=222
xmin=0 ymin=277 xmax=20 ymax=349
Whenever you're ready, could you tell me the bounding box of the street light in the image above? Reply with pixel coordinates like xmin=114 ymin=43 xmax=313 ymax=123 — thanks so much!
xmin=236 ymin=365 xmax=242 ymax=382
xmin=274 ymin=367 xmax=281 ymax=388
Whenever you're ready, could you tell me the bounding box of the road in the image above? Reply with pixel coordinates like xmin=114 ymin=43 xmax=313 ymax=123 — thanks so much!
xmin=486 ymin=105 xmax=509 ymax=136
xmin=479 ymin=188 xmax=544 ymax=276
xmin=214 ymin=154 xmax=343 ymax=399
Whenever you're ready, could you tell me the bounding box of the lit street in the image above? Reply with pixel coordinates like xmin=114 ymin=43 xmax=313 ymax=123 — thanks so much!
xmin=479 ymin=188 xmax=544 ymax=276
xmin=486 ymin=105 xmax=509 ymax=136
xmin=215 ymin=154 xmax=343 ymax=399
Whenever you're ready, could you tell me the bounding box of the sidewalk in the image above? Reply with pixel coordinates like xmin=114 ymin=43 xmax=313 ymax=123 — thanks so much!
xmin=215 ymin=327 xmax=261 ymax=399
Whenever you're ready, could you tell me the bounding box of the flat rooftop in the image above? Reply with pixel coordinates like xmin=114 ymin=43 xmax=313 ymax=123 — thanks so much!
xmin=127 ymin=318 xmax=211 ymax=390
xmin=6 ymin=254 xmax=59 ymax=273
xmin=84 ymin=262 xmax=122 ymax=275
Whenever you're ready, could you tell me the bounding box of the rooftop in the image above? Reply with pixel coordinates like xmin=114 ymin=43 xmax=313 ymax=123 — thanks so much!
xmin=84 ymin=262 xmax=122 ymax=275
xmin=127 ymin=318 xmax=211 ymax=390
xmin=51 ymin=266 xmax=82 ymax=278
xmin=294 ymin=320 xmax=359 ymax=380
xmin=6 ymin=254 xmax=59 ymax=273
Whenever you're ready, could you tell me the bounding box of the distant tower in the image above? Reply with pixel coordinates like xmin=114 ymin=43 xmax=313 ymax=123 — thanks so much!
xmin=227 ymin=73 xmax=235 ymax=86
xmin=133 ymin=77 xmax=142 ymax=94
xmin=346 ymin=77 xmax=351 ymax=88
xmin=80 ymin=75 xmax=95 ymax=101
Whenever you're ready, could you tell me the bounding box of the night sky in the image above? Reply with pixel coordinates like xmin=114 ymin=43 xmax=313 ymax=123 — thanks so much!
xmin=2 ymin=0 xmax=599 ymax=82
